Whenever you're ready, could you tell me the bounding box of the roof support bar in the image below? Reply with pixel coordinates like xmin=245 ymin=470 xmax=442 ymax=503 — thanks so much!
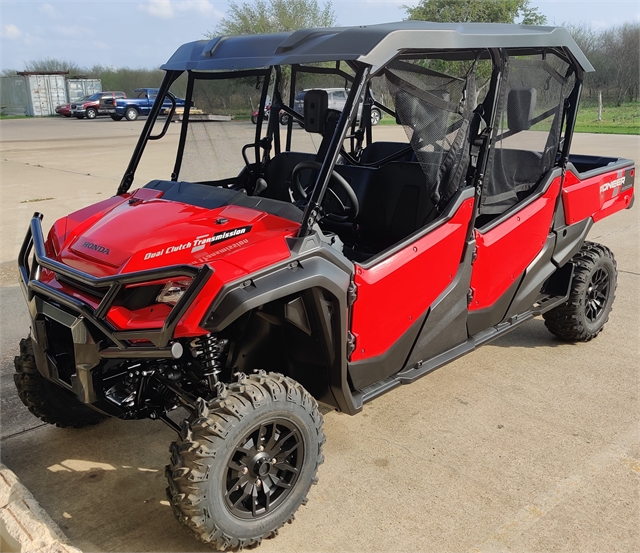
xmin=298 ymin=64 xmax=370 ymax=237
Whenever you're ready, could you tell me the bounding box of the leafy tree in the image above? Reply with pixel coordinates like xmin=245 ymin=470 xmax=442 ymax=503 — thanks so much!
xmin=404 ymin=0 xmax=547 ymax=25
xmin=600 ymin=22 xmax=639 ymax=105
xmin=565 ymin=22 xmax=639 ymax=105
xmin=23 ymin=58 xmax=85 ymax=75
xmin=213 ymin=0 xmax=336 ymax=36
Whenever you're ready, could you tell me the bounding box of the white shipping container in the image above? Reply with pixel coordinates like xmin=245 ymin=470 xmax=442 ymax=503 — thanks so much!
xmin=67 ymin=78 xmax=102 ymax=102
xmin=26 ymin=74 xmax=67 ymax=116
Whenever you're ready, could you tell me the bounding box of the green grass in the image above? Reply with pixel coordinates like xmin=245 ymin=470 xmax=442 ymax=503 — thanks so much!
xmin=0 ymin=114 xmax=29 ymax=120
xmin=574 ymin=102 xmax=639 ymax=134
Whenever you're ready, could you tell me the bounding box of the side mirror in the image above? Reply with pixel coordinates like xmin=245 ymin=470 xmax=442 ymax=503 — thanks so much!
xmin=304 ymin=89 xmax=328 ymax=134
xmin=507 ymin=87 xmax=537 ymax=133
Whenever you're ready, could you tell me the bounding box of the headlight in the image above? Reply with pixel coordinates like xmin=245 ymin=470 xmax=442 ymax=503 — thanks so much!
xmin=156 ymin=278 xmax=193 ymax=305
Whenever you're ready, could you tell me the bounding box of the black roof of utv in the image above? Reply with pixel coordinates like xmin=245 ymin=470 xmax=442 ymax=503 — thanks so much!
xmin=161 ymin=21 xmax=594 ymax=73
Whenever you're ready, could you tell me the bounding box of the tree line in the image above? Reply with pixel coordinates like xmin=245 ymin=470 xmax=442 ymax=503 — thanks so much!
xmin=564 ymin=22 xmax=639 ymax=106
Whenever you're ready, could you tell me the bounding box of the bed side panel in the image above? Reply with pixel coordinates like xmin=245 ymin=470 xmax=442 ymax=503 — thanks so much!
xmin=562 ymin=161 xmax=635 ymax=225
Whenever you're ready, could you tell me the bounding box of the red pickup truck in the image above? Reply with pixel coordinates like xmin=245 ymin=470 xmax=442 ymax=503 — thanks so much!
xmin=70 ymin=91 xmax=126 ymax=119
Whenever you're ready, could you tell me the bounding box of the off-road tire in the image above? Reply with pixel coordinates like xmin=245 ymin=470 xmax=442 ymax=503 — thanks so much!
xmin=13 ymin=337 xmax=104 ymax=428
xmin=166 ymin=372 xmax=325 ymax=550
xmin=543 ymin=241 xmax=617 ymax=342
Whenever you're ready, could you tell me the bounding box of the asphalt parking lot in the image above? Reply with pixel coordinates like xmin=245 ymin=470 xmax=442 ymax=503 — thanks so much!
xmin=0 ymin=116 xmax=638 ymax=553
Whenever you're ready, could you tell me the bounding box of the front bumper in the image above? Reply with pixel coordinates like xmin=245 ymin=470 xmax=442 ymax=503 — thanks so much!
xmin=19 ymin=213 xmax=212 ymax=411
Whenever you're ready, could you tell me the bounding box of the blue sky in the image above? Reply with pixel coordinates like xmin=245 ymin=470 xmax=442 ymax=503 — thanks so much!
xmin=1 ymin=0 xmax=639 ymax=71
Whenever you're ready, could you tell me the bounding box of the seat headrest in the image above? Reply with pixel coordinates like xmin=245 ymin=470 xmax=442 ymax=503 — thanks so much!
xmin=507 ymin=87 xmax=537 ymax=133
xmin=304 ymin=89 xmax=328 ymax=133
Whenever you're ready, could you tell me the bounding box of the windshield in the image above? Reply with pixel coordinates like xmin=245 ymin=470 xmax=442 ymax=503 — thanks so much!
xmin=86 ymin=93 xmax=102 ymax=101
xmin=176 ymin=74 xmax=270 ymax=184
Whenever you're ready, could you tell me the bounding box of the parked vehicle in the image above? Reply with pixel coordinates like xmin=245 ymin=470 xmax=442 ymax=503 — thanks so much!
xmin=15 ymin=22 xmax=635 ymax=551
xmin=55 ymin=98 xmax=83 ymax=117
xmin=112 ymin=88 xmax=186 ymax=121
xmin=251 ymin=104 xmax=270 ymax=124
xmin=279 ymin=88 xmax=382 ymax=126
xmin=71 ymin=91 xmax=126 ymax=119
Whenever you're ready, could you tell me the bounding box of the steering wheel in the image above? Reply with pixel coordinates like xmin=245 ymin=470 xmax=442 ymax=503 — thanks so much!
xmin=290 ymin=161 xmax=359 ymax=222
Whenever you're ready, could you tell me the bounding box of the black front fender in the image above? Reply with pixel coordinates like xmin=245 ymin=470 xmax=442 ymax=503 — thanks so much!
xmin=202 ymin=244 xmax=361 ymax=414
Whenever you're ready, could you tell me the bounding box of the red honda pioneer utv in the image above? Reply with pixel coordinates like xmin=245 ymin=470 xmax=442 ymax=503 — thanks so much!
xmin=15 ymin=22 xmax=635 ymax=550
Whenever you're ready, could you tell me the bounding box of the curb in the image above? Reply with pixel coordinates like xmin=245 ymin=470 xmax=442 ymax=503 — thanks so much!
xmin=0 ymin=463 xmax=82 ymax=553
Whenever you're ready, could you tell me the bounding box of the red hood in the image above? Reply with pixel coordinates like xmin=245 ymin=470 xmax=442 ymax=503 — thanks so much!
xmin=56 ymin=193 xmax=299 ymax=278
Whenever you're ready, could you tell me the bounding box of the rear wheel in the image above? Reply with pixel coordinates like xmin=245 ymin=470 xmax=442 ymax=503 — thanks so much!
xmin=251 ymin=114 xmax=258 ymax=124
xmin=279 ymin=113 xmax=290 ymax=126
xmin=110 ymin=114 xmax=123 ymax=121
xmin=13 ymin=337 xmax=104 ymax=428
xmin=125 ymin=107 xmax=139 ymax=121
xmin=543 ymin=242 xmax=617 ymax=341
xmin=166 ymin=372 xmax=325 ymax=550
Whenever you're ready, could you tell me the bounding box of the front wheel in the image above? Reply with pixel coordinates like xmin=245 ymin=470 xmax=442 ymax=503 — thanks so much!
xmin=543 ymin=242 xmax=617 ymax=341
xmin=166 ymin=372 xmax=325 ymax=550
xmin=125 ymin=107 xmax=139 ymax=121
xmin=251 ymin=114 xmax=258 ymax=124
xmin=85 ymin=107 xmax=98 ymax=119
xmin=371 ymin=108 xmax=381 ymax=126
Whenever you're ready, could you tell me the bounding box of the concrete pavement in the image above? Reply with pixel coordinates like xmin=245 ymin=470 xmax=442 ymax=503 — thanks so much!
xmin=0 ymin=117 xmax=638 ymax=552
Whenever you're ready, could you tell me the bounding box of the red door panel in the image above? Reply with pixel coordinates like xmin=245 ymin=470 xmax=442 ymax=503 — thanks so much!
xmin=350 ymin=198 xmax=474 ymax=362
xmin=469 ymin=177 xmax=561 ymax=311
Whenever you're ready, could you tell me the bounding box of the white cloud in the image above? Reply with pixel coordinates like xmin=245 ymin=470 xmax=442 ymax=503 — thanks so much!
xmin=40 ymin=3 xmax=57 ymax=18
xmin=175 ymin=1 xmax=219 ymax=16
xmin=138 ymin=0 xmax=174 ymax=19
xmin=2 ymin=24 xmax=22 ymax=39
xmin=138 ymin=0 xmax=223 ymax=19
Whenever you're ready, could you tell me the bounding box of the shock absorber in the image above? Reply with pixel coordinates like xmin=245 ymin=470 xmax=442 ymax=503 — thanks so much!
xmin=190 ymin=335 xmax=229 ymax=392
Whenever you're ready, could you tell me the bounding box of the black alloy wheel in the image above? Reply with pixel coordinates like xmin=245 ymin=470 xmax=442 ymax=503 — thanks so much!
xmin=585 ymin=267 xmax=610 ymax=323
xmin=225 ymin=418 xmax=303 ymax=519
xmin=543 ymin=241 xmax=617 ymax=341
xmin=166 ymin=372 xmax=325 ymax=550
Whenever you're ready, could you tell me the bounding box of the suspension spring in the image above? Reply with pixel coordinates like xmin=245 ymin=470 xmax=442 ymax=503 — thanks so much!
xmin=191 ymin=335 xmax=229 ymax=391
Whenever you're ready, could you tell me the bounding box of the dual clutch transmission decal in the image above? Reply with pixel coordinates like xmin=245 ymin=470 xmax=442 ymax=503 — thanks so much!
xmin=143 ymin=226 xmax=253 ymax=261
xmin=192 ymin=225 xmax=253 ymax=253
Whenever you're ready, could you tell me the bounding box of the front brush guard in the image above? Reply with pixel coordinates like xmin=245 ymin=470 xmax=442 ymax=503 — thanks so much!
xmin=18 ymin=213 xmax=213 ymax=410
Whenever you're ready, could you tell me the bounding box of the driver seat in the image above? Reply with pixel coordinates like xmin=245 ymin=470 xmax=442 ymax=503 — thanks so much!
xmin=261 ymin=93 xmax=342 ymax=203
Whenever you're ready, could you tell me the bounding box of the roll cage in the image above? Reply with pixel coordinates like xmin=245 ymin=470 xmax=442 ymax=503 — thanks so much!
xmin=116 ymin=23 xmax=589 ymax=246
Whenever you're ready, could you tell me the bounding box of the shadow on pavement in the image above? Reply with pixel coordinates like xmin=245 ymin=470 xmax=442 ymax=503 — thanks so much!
xmin=1 ymin=418 xmax=213 ymax=552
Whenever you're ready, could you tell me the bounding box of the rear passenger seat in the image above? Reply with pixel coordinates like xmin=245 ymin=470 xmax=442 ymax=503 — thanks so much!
xmin=359 ymin=141 xmax=414 ymax=165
